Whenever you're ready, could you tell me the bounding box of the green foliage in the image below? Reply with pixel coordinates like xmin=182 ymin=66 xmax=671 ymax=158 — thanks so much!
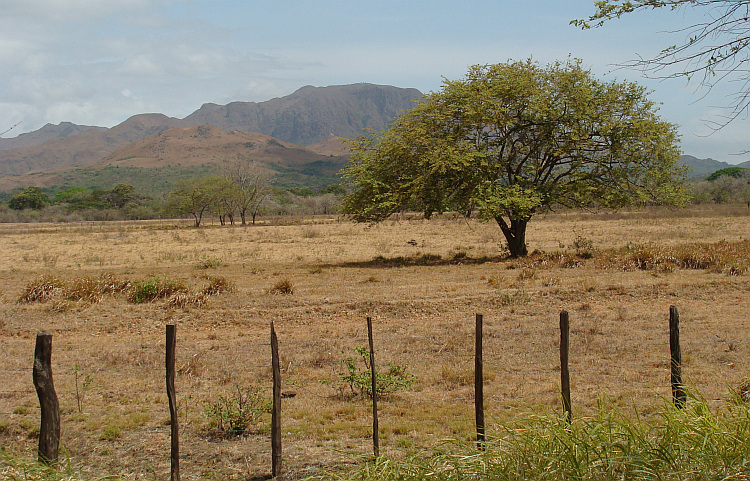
xmin=203 ymin=384 xmax=271 ymax=436
xmin=163 ymin=175 xmax=233 ymax=227
xmin=8 ymin=187 xmax=50 ymax=210
xmin=0 ymin=449 xmax=83 ymax=480
xmin=691 ymin=168 xmax=750 ymax=204
xmin=570 ymin=232 xmax=595 ymax=258
xmin=127 ymin=276 xmax=187 ymax=304
xmin=705 ymin=166 xmax=749 ymax=182
xmin=337 ymin=345 xmax=416 ymax=399
xmin=101 ymin=425 xmax=122 ymax=441
xmin=310 ymin=393 xmax=750 ymax=481
xmin=343 ymin=59 xmax=687 ymax=257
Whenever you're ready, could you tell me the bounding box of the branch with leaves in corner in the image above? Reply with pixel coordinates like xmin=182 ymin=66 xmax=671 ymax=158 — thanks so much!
xmin=573 ymin=1 xmax=750 ymax=130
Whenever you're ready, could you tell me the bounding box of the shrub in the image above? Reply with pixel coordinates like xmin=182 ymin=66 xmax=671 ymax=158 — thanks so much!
xmin=65 ymin=276 xmax=102 ymax=303
xmin=269 ymin=278 xmax=294 ymax=295
xmin=336 ymin=345 xmax=416 ymax=399
xmin=165 ymin=292 xmax=207 ymax=309
xmin=18 ymin=275 xmax=64 ymax=303
xmin=203 ymin=384 xmax=271 ymax=436
xmin=201 ymin=276 xmax=234 ymax=296
xmin=96 ymin=273 xmax=131 ymax=294
xmin=128 ymin=276 xmax=187 ymax=304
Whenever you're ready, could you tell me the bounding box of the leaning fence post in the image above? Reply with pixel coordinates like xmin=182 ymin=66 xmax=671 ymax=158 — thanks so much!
xmin=367 ymin=317 xmax=380 ymax=458
xmin=33 ymin=331 xmax=60 ymax=464
xmin=271 ymin=322 xmax=282 ymax=476
xmin=669 ymin=306 xmax=686 ymax=409
xmin=166 ymin=324 xmax=179 ymax=481
xmin=559 ymin=311 xmax=572 ymax=424
xmin=475 ymin=313 xmax=485 ymax=449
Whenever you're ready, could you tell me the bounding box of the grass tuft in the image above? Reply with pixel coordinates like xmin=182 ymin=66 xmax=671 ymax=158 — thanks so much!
xmin=310 ymin=393 xmax=750 ymax=480
xmin=127 ymin=276 xmax=187 ymax=304
xmin=269 ymin=278 xmax=294 ymax=295
xmin=201 ymin=275 xmax=234 ymax=296
xmin=18 ymin=275 xmax=64 ymax=303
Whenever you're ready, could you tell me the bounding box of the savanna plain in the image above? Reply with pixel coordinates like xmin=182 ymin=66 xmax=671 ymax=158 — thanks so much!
xmin=2 ymin=205 xmax=750 ymax=480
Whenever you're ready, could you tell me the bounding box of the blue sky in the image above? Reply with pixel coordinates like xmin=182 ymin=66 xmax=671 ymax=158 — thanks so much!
xmin=1 ymin=0 xmax=747 ymax=162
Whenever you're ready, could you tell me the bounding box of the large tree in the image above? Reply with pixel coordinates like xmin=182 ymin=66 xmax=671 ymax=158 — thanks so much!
xmin=9 ymin=187 xmax=50 ymax=210
xmin=342 ymin=59 xmax=687 ymax=257
xmin=573 ymin=1 xmax=750 ymax=129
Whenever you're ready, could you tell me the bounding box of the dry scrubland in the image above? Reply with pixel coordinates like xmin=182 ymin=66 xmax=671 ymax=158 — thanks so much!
xmin=1 ymin=204 xmax=750 ymax=479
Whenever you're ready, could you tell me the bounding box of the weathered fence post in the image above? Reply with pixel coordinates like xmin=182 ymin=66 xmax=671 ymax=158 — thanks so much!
xmin=33 ymin=331 xmax=60 ymax=464
xmin=475 ymin=313 xmax=485 ymax=449
xmin=166 ymin=324 xmax=179 ymax=481
xmin=271 ymin=321 xmax=282 ymax=476
xmin=559 ymin=311 xmax=572 ymax=424
xmin=669 ymin=306 xmax=686 ymax=409
xmin=367 ymin=317 xmax=379 ymax=458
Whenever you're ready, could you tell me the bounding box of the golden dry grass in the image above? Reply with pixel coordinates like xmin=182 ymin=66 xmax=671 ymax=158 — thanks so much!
xmin=1 ymin=204 xmax=750 ymax=479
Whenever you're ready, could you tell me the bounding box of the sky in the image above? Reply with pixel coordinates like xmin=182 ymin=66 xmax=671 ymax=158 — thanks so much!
xmin=1 ymin=0 xmax=748 ymax=163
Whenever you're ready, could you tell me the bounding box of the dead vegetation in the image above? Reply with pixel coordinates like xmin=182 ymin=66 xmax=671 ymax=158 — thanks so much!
xmin=1 ymin=205 xmax=750 ymax=479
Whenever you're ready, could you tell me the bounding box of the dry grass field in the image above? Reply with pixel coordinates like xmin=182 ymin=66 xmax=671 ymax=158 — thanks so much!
xmin=1 ymin=204 xmax=750 ymax=480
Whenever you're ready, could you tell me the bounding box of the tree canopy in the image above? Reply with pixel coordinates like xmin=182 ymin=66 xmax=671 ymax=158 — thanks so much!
xmin=9 ymin=187 xmax=50 ymax=210
xmin=573 ymin=1 xmax=750 ymax=129
xmin=342 ymin=59 xmax=688 ymax=257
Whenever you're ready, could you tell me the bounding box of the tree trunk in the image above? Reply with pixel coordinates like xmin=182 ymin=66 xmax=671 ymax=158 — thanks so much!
xmin=496 ymin=216 xmax=529 ymax=257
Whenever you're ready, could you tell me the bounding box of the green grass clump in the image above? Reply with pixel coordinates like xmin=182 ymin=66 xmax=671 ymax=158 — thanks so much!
xmin=128 ymin=276 xmax=187 ymax=303
xmin=310 ymin=394 xmax=750 ymax=480
xmin=1 ymin=448 xmax=95 ymax=480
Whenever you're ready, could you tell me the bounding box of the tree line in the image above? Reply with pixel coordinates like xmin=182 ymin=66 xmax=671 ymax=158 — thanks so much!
xmin=1 ymin=158 xmax=346 ymax=224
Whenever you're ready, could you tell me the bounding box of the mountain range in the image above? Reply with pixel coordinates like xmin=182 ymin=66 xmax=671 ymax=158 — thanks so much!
xmin=0 ymin=83 xmax=422 ymax=193
xmin=0 ymin=83 xmax=745 ymax=196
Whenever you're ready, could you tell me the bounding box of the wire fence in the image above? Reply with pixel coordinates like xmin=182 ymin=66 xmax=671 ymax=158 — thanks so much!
xmin=0 ymin=307 xmax=728 ymax=479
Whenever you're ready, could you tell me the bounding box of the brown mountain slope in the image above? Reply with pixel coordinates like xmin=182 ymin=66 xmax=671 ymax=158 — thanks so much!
xmin=97 ymin=124 xmax=345 ymax=169
xmin=0 ymin=83 xmax=416 ymax=180
xmin=306 ymin=137 xmax=350 ymax=156
xmin=0 ymin=114 xmax=182 ymax=176
xmin=0 ymin=122 xmax=105 ymax=151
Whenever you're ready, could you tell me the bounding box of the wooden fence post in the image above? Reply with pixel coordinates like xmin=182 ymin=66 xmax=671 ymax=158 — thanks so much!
xmin=271 ymin=322 xmax=282 ymax=477
xmin=33 ymin=331 xmax=60 ymax=464
xmin=166 ymin=324 xmax=179 ymax=481
xmin=559 ymin=311 xmax=572 ymax=424
xmin=475 ymin=313 xmax=485 ymax=449
xmin=669 ymin=306 xmax=686 ymax=409
xmin=367 ymin=317 xmax=379 ymax=458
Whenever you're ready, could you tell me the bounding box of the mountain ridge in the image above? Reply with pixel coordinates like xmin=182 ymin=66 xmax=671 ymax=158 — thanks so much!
xmin=0 ymin=84 xmax=420 ymax=182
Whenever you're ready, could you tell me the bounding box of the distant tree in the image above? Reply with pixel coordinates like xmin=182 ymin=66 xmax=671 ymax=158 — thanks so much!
xmin=103 ymin=184 xmax=140 ymax=208
xmin=574 ymin=1 xmax=750 ymax=130
xmin=692 ymin=168 xmax=750 ymax=204
xmin=207 ymin=177 xmax=238 ymax=225
xmin=342 ymin=59 xmax=688 ymax=257
xmin=221 ymin=157 xmax=273 ymax=225
xmin=705 ymin=167 xmax=749 ymax=182
xmin=164 ymin=176 xmax=227 ymax=227
xmin=53 ymin=187 xmax=92 ymax=205
xmin=9 ymin=187 xmax=50 ymax=210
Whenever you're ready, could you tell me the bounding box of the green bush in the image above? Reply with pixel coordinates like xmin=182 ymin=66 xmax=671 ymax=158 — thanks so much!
xmin=203 ymin=384 xmax=271 ymax=436
xmin=128 ymin=276 xmax=187 ymax=303
xmin=337 ymin=345 xmax=415 ymax=399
